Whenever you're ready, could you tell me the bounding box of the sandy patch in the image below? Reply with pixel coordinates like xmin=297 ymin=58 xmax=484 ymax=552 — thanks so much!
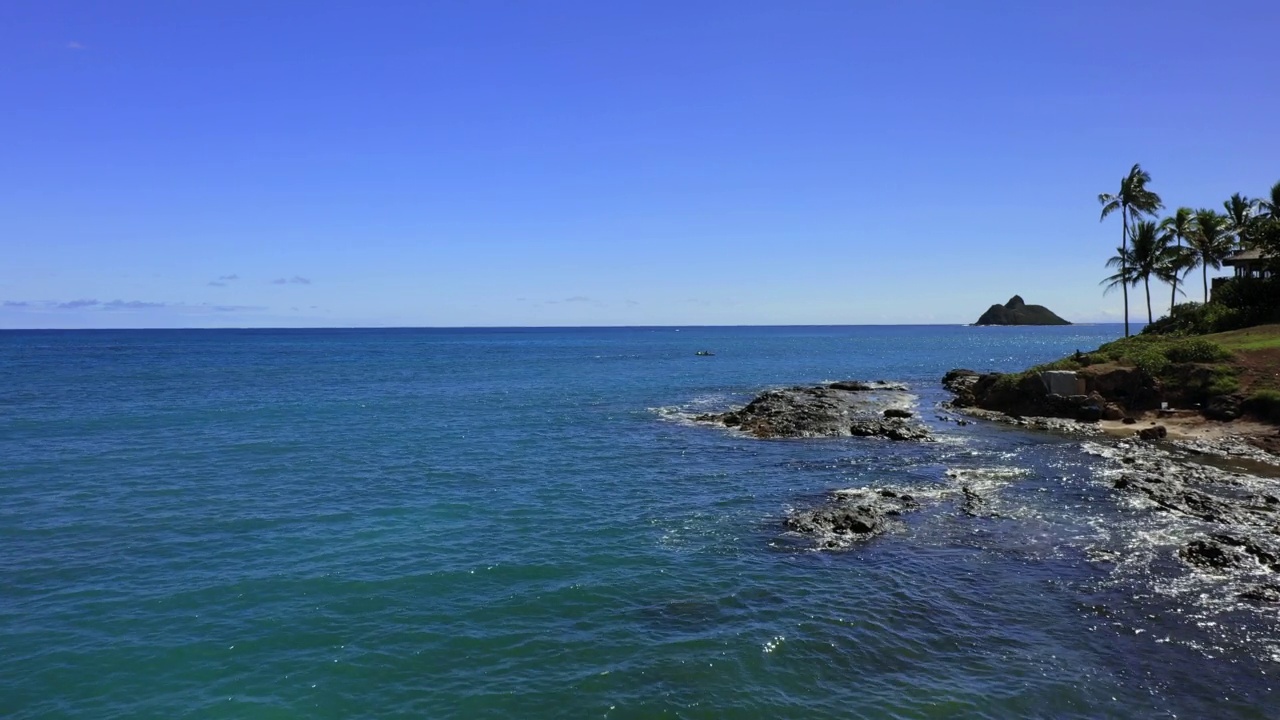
xmin=1101 ymin=412 xmax=1279 ymax=443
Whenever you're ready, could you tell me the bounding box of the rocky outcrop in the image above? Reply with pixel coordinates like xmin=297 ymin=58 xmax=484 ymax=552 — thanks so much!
xmin=942 ymin=364 xmax=1163 ymax=423
xmin=784 ymin=489 xmax=920 ymax=548
xmin=975 ymin=295 xmax=1070 ymax=326
xmin=697 ymin=382 xmax=930 ymax=441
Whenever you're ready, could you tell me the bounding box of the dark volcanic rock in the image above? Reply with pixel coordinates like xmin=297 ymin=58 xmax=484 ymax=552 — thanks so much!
xmin=697 ymin=383 xmax=930 ymax=441
xmin=1240 ymin=583 xmax=1280 ymax=603
xmin=784 ymin=489 xmax=920 ymax=547
xmin=1204 ymin=394 xmax=1242 ymax=422
xmin=883 ymin=408 xmax=913 ymax=419
xmin=1111 ymin=443 xmax=1280 ymax=529
xmin=1180 ymin=534 xmax=1280 ymax=572
xmin=830 ymin=380 xmax=909 ymax=392
xmin=942 ymin=369 xmax=981 ymax=407
xmin=941 ymin=362 xmax=1163 ymax=422
xmin=974 ymin=295 xmax=1070 ymax=326
xmin=960 ymin=486 xmax=998 ymax=518
xmin=1137 ymin=425 xmax=1168 ymax=440
xmin=786 ymin=505 xmax=886 ymax=536
xmin=849 ymin=418 xmax=932 ymax=441
xmin=1181 ymin=538 xmax=1246 ymax=570
xmin=1114 ymin=476 xmax=1257 ymax=525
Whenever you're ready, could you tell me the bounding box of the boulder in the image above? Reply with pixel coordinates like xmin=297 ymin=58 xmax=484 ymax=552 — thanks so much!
xmin=1204 ymin=395 xmax=1242 ymax=422
xmin=1137 ymin=425 xmax=1168 ymax=440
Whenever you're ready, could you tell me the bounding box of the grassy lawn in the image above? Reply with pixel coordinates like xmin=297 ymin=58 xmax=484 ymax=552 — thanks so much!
xmin=1205 ymin=324 xmax=1280 ymax=352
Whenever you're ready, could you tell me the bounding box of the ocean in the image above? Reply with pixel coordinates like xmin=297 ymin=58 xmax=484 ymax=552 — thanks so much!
xmin=2 ymin=325 xmax=1276 ymax=719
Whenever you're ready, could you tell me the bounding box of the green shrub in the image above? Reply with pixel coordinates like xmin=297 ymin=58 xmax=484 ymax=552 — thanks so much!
xmin=1205 ymin=370 xmax=1240 ymax=397
xmin=1082 ymin=335 xmax=1231 ymax=377
xmin=1031 ymin=357 xmax=1083 ymax=373
xmin=1144 ymin=278 xmax=1280 ymax=336
xmin=1164 ymin=338 xmax=1233 ymax=363
xmin=1242 ymin=389 xmax=1280 ymax=423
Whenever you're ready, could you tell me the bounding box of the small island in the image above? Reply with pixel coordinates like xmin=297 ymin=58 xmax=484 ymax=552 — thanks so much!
xmin=975 ymin=295 xmax=1071 ymax=325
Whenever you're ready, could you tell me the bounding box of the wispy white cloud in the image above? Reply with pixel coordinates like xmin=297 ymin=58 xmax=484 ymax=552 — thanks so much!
xmin=57 ymin=298 xmax=99 ymax=309
xmin=66 ymin=41 xmax=86 ymax=50
xmin=271 ymin=276 xmax=312 ymax=285
xmin=210 ymin=305 xmax=267 ymax=312
xmin=102 ymin=300 xmax=165 ymax=310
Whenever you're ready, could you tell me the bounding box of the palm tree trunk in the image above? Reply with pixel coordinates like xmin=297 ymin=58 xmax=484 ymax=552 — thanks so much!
xmin=1203 ymin=263 xmax=1209 ymax=303
xmin=1170 ymin=276 xmax=1176 ymax=316
xmin=1145 ymin=277 xmax=1152 ymax=324
xmin=1122 ymin=210 xmax=1130 ymax=336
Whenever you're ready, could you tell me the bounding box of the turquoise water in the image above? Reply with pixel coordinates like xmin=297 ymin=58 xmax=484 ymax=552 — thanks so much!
xmin=2 ymin=326 xmax=1276 ymax=718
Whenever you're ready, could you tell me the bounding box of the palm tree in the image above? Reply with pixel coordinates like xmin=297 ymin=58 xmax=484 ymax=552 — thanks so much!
xmin=1101 ymin=246 xmax=1138 ymax=307
xmin=1260 ymin=180 xmax=1280 ymax=219
xmin=1223 ymin=192 xmax=1255 ymax=248
xmin=1099 ymin=164 xmax=1163 ymax=336
xmin=1156 ymin=243 xmax=1194 ymax=316
xmin=1158 ymin=207 xmax=1195 ymax=314
xmin=1126 ymin=220 xmax=1169 ymax=324
xmin=1188 ymin=209 xmax=1236 ymax=303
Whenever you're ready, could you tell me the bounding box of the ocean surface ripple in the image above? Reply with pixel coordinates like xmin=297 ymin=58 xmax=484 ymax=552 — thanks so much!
xmin=1 ymin=326 xmax=1276 ymax=718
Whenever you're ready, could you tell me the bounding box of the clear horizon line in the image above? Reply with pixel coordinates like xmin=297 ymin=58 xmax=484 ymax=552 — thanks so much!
xmin=0 ymin=322 xmax=1127 ymax=331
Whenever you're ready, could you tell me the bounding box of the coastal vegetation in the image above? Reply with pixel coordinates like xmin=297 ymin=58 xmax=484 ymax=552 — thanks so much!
xmin=945 ymin=169 xmax=1279 ymax=435
xmin=1097 ymin=169 xmax=1280 ymax=337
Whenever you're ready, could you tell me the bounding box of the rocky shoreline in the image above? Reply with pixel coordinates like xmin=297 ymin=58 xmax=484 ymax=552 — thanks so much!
xmin=694 ymin=381 xmax=931 ymax=441
xmin=936 ymin=367 xmax=1280 ymax=603
xmin=686 ymin=374 xmax=1280 ymax=602
xmin=1092 ymin=436 xmax=1280 ymax=605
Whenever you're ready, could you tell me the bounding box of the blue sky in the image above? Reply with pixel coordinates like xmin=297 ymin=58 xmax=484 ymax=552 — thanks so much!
xmin=2 ymin=0 xmax=1277 ymax=328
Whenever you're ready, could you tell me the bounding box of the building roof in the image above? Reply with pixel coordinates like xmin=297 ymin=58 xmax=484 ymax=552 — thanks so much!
xmin=1223 ymin=248 xmax=1267 ymax=265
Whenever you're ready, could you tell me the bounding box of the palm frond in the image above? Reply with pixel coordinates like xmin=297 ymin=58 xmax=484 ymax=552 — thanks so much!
xmin=1098 ymin=193 xmax=1121 ymax=220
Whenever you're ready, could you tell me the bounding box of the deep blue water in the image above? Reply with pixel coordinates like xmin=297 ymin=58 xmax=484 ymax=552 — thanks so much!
xmin=2 ymin=325 xmax=1276 ymax=718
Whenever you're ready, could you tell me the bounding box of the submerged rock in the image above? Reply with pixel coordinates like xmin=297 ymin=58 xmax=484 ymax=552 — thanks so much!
xmin=784 ymin=489 xmax=920 ymax=547
xmin=960 ymin=486 xmax=996 ymax=518
xmin=1240 ymin=583 xmax=1280 ymax=603
xmin=697 ymin=382 xmax=930 ymax=441
xmin=1179 ymin=534 xmax=1280 ymax=571
xmin=1180 ymin=537 xmax=1248 ymax=570
xmin=829 ymin=380 xmax=909 ymax=392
